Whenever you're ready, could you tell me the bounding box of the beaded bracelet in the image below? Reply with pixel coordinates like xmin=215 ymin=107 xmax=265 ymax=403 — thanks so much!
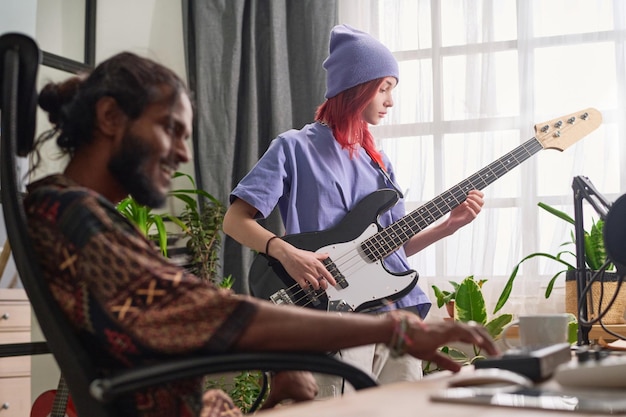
xmin=265 ymin=235 xmax=280 ymax=256
xmin=388 ymin=314 xmax=413 ymax=358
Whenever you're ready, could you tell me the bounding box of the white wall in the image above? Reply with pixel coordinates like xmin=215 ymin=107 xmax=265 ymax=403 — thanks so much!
xmin=0 ymin=0 xmax=37 ymax=36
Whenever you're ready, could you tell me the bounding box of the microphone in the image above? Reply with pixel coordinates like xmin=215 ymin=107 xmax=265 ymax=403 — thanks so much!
xmin=604 ymin=193 xmax=626 ymax=274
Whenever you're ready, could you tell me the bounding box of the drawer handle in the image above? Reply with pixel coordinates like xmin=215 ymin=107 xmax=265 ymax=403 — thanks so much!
xmin=1 ymin=402 xmax=8 ymax=410
xmin=0 ymin=313 xmax=8 ymax=320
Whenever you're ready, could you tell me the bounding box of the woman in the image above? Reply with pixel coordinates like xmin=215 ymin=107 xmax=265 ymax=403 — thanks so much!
xmin=223 ymin=24 xmax=484 ymax=396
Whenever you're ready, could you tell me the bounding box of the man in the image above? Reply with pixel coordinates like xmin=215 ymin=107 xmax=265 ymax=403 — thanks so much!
xmin=26 ymin=51 xmax=497 ymax=417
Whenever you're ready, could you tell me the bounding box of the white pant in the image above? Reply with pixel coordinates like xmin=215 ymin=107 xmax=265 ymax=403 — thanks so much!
xmin=314 ymin=344 xmax=423 ymax=398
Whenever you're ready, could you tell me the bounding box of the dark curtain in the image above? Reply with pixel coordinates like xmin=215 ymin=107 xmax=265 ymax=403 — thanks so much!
xmin=183 ymin=0 xmax=337 ymax=294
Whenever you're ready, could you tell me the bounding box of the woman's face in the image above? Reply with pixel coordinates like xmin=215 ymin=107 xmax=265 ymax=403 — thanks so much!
xmin=361 ymin=76 xmax=397 ymax=125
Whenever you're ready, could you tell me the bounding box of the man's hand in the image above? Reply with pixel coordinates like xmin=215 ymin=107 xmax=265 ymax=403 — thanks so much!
xmin=261 ymin=371 xmax=319 ymax=409
xmin=391 ymin=312 xmax=499 ymax=372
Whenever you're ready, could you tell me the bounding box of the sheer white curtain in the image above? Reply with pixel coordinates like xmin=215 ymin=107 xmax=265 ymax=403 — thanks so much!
xmin=338 ymin=0 xmax=626 ymax=320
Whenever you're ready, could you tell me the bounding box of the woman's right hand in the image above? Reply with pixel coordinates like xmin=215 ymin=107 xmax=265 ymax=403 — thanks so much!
xmin=269 ymin=239 xmax=337 ymax=291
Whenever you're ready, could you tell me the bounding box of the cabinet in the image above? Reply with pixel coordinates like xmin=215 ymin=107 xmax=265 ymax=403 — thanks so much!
xmin=0 ymin=289 xmax=31 ymax=417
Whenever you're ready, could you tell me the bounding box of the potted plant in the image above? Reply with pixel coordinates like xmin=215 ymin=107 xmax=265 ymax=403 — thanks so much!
xmin=431 ymin=277 xmax=487 ymax=318
xmin=425 ymin=276 xmax=513 ymax=373
xmin=493 ymin=202 xmax=620 ymax=322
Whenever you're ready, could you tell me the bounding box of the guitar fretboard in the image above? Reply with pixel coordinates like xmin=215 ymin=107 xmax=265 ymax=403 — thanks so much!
xmin=361 ymin=137 xmax=544 ymax=260
xmin=51 ymin=376 xmax=70 ymax=417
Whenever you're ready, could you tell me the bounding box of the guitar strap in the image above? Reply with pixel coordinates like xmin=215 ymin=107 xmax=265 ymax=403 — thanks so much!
xmin=364 ymin=148 xmax=404 ymax=199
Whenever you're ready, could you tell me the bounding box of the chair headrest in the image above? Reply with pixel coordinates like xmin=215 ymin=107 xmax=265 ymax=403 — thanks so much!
xmin=0 ymin=33 xmax=41 ymax=156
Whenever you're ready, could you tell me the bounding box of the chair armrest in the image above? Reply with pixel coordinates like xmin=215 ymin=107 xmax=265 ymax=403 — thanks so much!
xmin=90 ymin=351 xmax=377 ymax=402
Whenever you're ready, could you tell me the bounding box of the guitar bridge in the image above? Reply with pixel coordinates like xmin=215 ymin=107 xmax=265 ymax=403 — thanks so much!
xmin=269 ymin=289 xmax=295 ymax=305
xmin=269 ymin=287 xmax=322 ymax=307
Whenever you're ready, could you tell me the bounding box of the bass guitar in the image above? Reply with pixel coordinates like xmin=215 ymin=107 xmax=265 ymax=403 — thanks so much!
xmin=30 ymin=375 xmax=76 ymax=417
xmin=249 ymin=108 xmax=602 ymax=312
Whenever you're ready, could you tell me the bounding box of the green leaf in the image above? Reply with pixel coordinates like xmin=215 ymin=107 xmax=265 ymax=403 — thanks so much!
xmin=568 ymin=319 xmax=578 ymax=344
xmin=484 ymin=314 xmax=513 ymax=339
xmin=587 ymin=219 xmax=606 ymax=270
xmin=494 ymin=252 xmax=574 ymax=315
xmin=152 ymin=215 xmax=168 ymax=257
xmin=538 ymin=202 xmax=575 ymax=225
xmin=431 ymin=285 xmax=450 ymax=308
xmin=446 ymin=347 xmax=469 ymax=361
xmin=454 ymin=277 xmax=487 ymax=325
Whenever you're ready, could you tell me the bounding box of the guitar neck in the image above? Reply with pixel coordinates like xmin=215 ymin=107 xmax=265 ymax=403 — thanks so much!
xmin=362 ymin=137 xmax=544 ymax=260
xmin=51 ymin=376 xmax=70 ymax=417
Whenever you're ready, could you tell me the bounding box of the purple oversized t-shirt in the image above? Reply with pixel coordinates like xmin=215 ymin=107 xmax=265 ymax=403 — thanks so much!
xmin=231 ymin=122 xmax=431 ymax=316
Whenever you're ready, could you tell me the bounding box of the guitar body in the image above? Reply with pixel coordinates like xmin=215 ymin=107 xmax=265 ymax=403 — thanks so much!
xmin=30 ymin=390 xmax=77 ymax=417
xmin=249 ymin=189 xmax=419 ymax=312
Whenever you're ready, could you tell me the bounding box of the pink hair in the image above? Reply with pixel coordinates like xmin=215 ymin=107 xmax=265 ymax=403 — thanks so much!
xmin=315 ymin=77 xmax=385 ymax=168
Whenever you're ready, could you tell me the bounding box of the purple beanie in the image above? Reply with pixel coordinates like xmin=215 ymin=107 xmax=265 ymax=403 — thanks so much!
xmin=323 ymin=24 xmax=399 ymax=99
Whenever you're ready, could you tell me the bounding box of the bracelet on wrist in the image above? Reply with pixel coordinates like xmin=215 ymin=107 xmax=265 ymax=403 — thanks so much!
xmin=388 ymin=314 xmax=411 ymax=358
xmin=265 ymin=235 xmax=280 ymax=256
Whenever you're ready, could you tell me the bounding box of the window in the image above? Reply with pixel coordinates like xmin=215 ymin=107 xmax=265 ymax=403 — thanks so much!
xmin=338 ymin=0 xmax=625 ymax=317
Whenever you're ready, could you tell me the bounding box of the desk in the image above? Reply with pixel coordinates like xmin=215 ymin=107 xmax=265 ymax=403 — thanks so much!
xmin=257 ymin=369 xmax=616 ymax=417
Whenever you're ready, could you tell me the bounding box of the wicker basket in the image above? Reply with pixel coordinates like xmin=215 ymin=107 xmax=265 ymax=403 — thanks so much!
xmin=565 ymin=270 xmax=626 ymax=324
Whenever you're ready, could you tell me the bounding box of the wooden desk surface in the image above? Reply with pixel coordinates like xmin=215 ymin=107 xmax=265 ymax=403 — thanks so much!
xmin=257 ymin=369 xmax=614 ymax=417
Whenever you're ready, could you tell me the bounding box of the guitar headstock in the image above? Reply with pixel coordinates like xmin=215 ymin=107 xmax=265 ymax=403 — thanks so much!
xmin=534 ymin=108 xmax=602 ymax=151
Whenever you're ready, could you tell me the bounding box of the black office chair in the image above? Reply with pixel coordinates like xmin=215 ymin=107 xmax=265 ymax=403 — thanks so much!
xmin=0 ymin=33 xmax=377 ymax=417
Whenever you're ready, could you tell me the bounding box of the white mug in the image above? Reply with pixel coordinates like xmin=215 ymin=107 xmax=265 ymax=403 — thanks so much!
xmin=501 ymin=313 xmax=571 ymax=349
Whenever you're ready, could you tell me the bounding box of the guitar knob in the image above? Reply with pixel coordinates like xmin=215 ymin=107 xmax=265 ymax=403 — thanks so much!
xmin=1 ymin=313 xmax=8 ymax=320
xmin=1 ymin=402 xmax=9 ymax=409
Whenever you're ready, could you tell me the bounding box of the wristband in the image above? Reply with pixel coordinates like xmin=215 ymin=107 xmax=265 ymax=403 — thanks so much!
xmin=265 ymin=235 xmax=280 ymax=256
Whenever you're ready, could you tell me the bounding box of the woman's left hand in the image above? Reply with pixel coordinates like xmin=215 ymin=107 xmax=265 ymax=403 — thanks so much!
xmin=445 ymin=189 xmax=484 ymax=231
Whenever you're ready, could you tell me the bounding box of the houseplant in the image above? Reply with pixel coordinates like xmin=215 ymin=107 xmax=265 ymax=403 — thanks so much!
xmin=432 ymin=277 xmax=487 ymax=318
xmin=169 ymin=172 xmax=228 ymax=284
xmin=493 ymin=202 xmax=614 ymax=316
xmin=117 ymin=172 xmax=229 ymax=284
xmin=425 ymin=276 xmax=513 ymax=373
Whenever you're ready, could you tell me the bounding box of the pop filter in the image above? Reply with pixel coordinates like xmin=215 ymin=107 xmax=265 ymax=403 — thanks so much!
xmin=604 ymin=193 xmax=626 ymax=274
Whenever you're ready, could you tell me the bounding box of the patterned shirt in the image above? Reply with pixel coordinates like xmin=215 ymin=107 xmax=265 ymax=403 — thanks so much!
xmin=25 ymin=174 xmax=257 ymax=417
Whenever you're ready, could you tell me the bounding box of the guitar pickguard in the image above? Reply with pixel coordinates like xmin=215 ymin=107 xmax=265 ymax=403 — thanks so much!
xmin=320 ymin=224 xmax=418 ymax=311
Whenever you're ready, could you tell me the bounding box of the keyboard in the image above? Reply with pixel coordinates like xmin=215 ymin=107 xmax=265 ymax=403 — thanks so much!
xmin=473 ymin=343 xmax=572 ymax=382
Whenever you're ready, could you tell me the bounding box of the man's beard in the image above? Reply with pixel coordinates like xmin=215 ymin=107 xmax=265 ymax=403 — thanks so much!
xmin=108 ymin=132 xmax=168 ymax=208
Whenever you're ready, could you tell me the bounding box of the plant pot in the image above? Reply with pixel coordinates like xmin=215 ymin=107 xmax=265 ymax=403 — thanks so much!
xmin=445 ymin=301 xmax=455 ymax=318
xmin=565 ymin=270 xmax=626 ymax=324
